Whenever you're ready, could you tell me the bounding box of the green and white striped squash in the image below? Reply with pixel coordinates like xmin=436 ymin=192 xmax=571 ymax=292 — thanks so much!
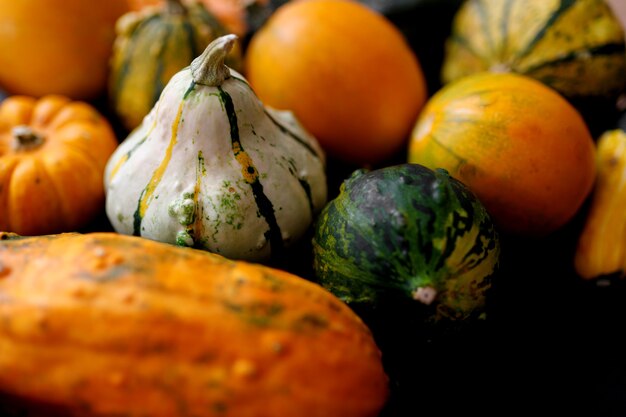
xmin=109 ymin=0 xmax=242 ymax=132
xmin=441 ymin=0 xmax=626 ymax=103
xmin=104 ymin=35 xmax=327 ymax=262
xmin=312 ymin=164 xmax=500 ymax=321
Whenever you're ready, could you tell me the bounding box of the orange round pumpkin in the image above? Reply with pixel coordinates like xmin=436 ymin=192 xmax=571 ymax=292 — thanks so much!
xmin=408 ymin=72 xmax=597 ymax=237
xmin=0 ymin=231 xmax=389 ymax=417
xmin=244 ymin=0 xmax=427 ymax=165
xmin=0 ymin=0 xmax=129 ymax=99
xmin=0 ymin=96 xmax=119 ymax=235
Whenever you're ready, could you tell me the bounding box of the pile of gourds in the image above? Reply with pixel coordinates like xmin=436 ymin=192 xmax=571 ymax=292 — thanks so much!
xmin=1 ymin=0 xmax=625 ymax=416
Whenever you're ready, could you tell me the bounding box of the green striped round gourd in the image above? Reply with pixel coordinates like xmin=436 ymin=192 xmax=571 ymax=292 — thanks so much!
xmin=109 ymin=0 xmax=242 ymax=132
xmin=442 ymin=0 xmax=626 ymax=103
xmin=312 ymin=164 xmax=500 ymax=322
xmin=104 ymin=35 xmax=327 ymax=262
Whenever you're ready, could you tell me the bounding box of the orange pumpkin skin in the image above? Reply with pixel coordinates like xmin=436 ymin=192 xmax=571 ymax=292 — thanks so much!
xmin=0 ymin=96 xmax=119 ymax=236
xmin=0 ymin=232 xmax=389 ymax=417
xmin=0 ymin=0 xmax=129 ymax=99
xmin=244 ymin=0 xmax=427 ymax=165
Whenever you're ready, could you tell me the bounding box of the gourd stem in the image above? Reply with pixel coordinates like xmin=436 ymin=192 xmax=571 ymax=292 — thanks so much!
xmin=11 ymin=125 xmax=44 ymax=151
xmin=412 ymin=286 xmax=437 ymax=305
xmin=490 ymin=62 xmax=511 ymax=73
xmin=165 ymin=0 xmax=186 ymax=15
xmin=190 ymin=34 xmax=237 ymax=86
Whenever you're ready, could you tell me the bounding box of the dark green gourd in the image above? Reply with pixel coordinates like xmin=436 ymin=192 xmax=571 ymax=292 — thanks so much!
xmin=312 ymin=164 xmax=500 ymax=321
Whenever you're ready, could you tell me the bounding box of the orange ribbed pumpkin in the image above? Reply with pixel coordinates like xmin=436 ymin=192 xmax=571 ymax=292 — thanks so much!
xmin=0 ymin=95 xmax=118 ymax=235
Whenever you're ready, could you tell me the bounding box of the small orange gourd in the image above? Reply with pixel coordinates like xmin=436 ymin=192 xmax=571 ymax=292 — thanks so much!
xmin=0 ymin=232 xmax=389 ymax=417
xmin=0 ymin=95 xmax=119 ymax=235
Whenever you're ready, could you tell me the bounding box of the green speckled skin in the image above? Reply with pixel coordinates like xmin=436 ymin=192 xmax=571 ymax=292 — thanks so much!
xmin=312 ymin=164 xmax=500 ymax=321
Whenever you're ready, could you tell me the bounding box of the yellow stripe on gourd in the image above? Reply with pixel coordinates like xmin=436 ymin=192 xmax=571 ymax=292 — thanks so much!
xmin=108 ymin=154 xmax=129 ymax=182
xmin=138 ymin=100 xmax=184 ymax=218
xmin=108 ymin=108 xmax=159 ymax=183
xmin=232 ymin=141 xmax=258 ymax=184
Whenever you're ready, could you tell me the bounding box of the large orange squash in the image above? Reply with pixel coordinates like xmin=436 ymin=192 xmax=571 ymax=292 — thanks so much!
xmin=0 ymin=232 xmax=389 ymax=417
xmin=0 ymin=0 xmax=129 ymax=99
xmin=408 ymin=72 xmax=596 ymax=237
xmin=0 ymin=96 xmax=119 ymax=235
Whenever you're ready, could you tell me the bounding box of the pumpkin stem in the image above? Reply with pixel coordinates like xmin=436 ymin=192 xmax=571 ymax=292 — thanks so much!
xmin=165 ymin=0 xmax=186 ymax=15
xmin=190 ymin=34 xmax=237 ymax=86
xmin=412 ymin=286 xmax=437 ymax=305
xmin=11 ymin=125 xmax=44 ymax=151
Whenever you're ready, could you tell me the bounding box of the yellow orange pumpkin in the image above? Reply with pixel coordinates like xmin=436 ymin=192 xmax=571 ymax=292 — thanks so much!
xmin=408 ymin=72 xmax=596 ymax=237
xmin=0 ymin=96 xmax=119 ymax=235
